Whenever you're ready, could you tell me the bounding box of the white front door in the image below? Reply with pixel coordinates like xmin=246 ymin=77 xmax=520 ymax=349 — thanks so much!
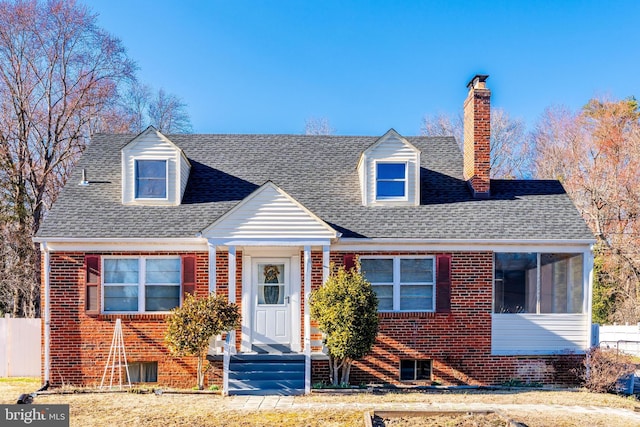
xmin=253 ymin=258 xmax=290 ymax=345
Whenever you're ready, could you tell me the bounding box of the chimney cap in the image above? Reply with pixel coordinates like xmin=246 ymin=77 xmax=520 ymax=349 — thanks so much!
xmin=466 ymin=74 xmax=489 ymax=89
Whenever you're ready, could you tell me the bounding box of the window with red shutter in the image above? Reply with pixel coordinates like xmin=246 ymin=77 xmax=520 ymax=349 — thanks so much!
xmin=360 ymin=256 xmax=435 ymax=312
xmin=85 ymin=255 xmax=100 ymax=314
xmin=436 ymin=254 xmax=451 ymax=313
xmin=182 ymin=255 xmax=196 ymax=300
xmin=343 ymin=254 xmax=356 ymax=271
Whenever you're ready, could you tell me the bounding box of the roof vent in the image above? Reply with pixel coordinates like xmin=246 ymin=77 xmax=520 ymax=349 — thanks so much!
xmin=79 ymin=169 xmax=89 ymax=186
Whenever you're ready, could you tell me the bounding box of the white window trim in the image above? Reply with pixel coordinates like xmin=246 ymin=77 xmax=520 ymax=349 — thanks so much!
xmin=361 ymin=255 xmax=435 ymax=312
xmin=102 ymin=255 xmax=182 ymax=314
xmin=374 ymin=161 xmax=409 ymax=202
xmin=133 ymin=158 xmax=169 ymax=201
xmin=493 ymin=251 xmax=586 ymax=315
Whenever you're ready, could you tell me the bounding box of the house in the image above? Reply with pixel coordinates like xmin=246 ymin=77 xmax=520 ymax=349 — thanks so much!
xmin=35 ymin=75 xmax=595 ymax=395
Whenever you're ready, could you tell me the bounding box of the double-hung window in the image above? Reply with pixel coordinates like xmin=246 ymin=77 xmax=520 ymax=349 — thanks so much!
xmin=376 ymin=162 xmax=406 ymax=200
xmin=103 ymin=257 xmax=181 ymax=313
xmin=361 ymin=257 xmax=435 ymax=312
xmin=135 ymin=159 xmax=167 ymax=199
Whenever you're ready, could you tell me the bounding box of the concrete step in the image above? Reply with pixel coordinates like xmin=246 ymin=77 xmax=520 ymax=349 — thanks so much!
xmin=228 ymin=378 xmax=304 ymax=390
xmin=229 ymin=362 xmax=304 ymax=373
xmin=230 ymin=354 xmax=305 ymax=363
xmin=228 ymin=370 xmax=302 ymax=381
xmin=228 ymin=387 xmax=305 ymax=396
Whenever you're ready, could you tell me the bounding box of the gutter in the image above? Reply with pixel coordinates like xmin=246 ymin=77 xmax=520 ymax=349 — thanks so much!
xmin=336 ymin=237 xmax=597 ymax=245
xmin=32 ymin=237 xmax=206 ymax=243
xmin=41 ymin=242 xmax=50 ymax=384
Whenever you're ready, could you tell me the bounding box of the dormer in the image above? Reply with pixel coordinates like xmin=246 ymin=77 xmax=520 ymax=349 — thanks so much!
xmin=121 ymin=126 xmax=191 ymax=206
xmin=357 ymin=129 xmax=421 ymax=206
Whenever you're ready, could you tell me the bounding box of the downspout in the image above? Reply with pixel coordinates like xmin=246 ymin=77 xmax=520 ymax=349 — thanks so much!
xmin=41 ymin=242 xmax=51 ymax=384
xmin=303 ymin=246 xmax=311 ymax=394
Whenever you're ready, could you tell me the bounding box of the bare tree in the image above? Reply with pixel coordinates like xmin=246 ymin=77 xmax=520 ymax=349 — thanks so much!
xmin=304 ymin=117 xmax=334 ymax=135
xmin=420 ymin=112 xmax=462 ymax=141
xmin=532 ymin=98 xmax=640 ymax=323
xmin=147 ymin=88 xmax=192 ymax=134
xmin=420 ymin=108 xmax=529 ymax=178
xmin=0 ymin=0 xmax=135 ymax=317
xmin=122 ymin=81 xmax=152 ymax=133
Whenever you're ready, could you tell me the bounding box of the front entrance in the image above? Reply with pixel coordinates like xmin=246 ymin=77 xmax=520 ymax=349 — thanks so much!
xmin=252 ymin=258 xmax=291 ymax=345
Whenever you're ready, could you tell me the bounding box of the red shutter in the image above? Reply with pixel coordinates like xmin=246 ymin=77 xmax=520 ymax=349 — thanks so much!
xmin=436 ymin=254 xmax=451 ymax=313
xmin=182 ymin=255 xmax=197 ymax=299
xmin=85 ymin=255 xmax=100 ymax=314
xmin=343 ymin=254 xmax=356 ymax=271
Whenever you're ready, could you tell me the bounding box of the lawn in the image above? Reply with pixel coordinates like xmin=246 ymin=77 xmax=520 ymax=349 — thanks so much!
xmin=1 ymin=378 xmax=640 ymax=426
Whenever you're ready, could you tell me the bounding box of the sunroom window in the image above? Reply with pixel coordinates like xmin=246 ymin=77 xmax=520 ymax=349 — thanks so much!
xmin=135 ymin=159 xmax=167 ymax=199
xmin=376 ymin=163 xmax=406 ymax=200
xmin=494 ymin=253 xmax=584 ymax=314
xmin=361 ymin=257 xmax=434 ymax=312
xmin=103 ymin=257 xmax=180 ymax=313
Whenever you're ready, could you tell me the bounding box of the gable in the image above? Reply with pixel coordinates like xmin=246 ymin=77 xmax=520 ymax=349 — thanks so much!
xmin=357 ymin=129 xmax=421 ymax=206
xmin=202 ymin=182 xmax=339 ymax=244
xmin=121 ymin=127 xmax=190 ymax=206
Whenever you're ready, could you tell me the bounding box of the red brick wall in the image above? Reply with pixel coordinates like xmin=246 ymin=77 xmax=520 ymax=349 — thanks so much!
xmin=43 ymin=250 xmax=223 ymax=388
xmin=310 ymin=251 xmax=583 ymax=387
xmin=44 ymin=249 xmax=582 ymax=389
xmin=302 ymin=250 xmax=325 ymax=352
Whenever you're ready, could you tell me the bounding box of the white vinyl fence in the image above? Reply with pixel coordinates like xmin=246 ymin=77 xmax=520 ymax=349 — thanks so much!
xmin=0 ymin=315 xmax=41 ymax=377
xmin=595 ymin=324 xmax=640 ymax=356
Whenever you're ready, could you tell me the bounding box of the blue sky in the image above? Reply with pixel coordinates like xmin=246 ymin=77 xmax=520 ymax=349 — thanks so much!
xmin=85 ymin=0 xmax=640 ymax=135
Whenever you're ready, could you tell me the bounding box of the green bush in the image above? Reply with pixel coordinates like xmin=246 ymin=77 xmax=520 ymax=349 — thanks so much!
xmin=166 ymin=293 xmax=239 ymax=390
xmin=310 ymin=262 xmax=378 ymax=386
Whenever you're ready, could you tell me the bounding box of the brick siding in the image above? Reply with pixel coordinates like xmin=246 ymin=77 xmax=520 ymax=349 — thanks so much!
xmin=44 ymin=249 xmax=582 ymax=389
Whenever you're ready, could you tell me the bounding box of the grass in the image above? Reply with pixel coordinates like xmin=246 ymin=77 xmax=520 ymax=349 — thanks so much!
xmin=305 ymin=387 xmax=639 ymax=408
xmin=1 ymin=378 xmax=640 ymax=426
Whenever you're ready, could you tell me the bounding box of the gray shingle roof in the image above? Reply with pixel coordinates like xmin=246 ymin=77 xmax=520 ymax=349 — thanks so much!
xmin=36 ymin=133 xmax=595 ymax=241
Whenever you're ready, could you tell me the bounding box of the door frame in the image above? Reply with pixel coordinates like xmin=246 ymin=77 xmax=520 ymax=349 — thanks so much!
xmin=241 ymin=249 xmax=301 ymax=353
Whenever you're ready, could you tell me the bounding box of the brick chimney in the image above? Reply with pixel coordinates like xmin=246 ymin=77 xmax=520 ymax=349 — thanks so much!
xmin=463 ymin=74 xmax=491 ymax=198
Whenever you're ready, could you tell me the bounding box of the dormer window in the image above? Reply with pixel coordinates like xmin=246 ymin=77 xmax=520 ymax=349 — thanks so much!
xmin=357 ymin=130 xmax=420 ymax=206
xmin=376 ymin=162 xmax=407 ymax=200
xmin=135 ymin=159 xmax=167 ymax=199
xmin=121 ymin=127 xmax=190 ymax=206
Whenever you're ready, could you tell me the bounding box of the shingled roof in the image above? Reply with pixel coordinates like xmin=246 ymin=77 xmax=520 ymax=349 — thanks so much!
xmin=36 ymin=132 xmax=594 ymax=241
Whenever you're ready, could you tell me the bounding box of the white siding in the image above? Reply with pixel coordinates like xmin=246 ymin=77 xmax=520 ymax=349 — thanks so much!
xmin=122 ymin=131 xmax=182 ymax=206
xmin=179 ymin=152 xmax=191 ymax=202
xmin=492 ymin=313 xmax=590 ymax=355
xmin=205 ymin=184 xmax=336 ymax=240
xmin=358 ymin=157 xmax=366 ymax=205
xmin=357 ymin=131 xmax=420 ymax=206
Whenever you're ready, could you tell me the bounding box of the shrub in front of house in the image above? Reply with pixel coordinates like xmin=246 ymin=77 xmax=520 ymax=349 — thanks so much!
xmin=310 ymin=263 xmax=378 ymax=386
